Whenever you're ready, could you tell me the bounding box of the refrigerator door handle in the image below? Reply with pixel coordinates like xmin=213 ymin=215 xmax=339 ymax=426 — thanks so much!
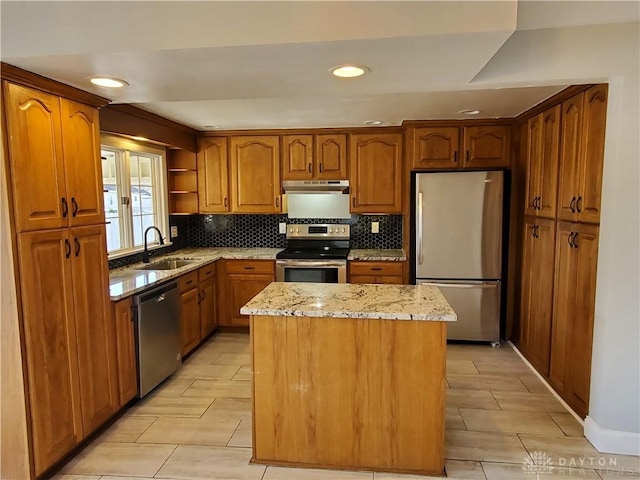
xmin=418 ymin=191 xmax=424 ymax=265
xmin=420 ymin=281 xmax=499 ymax=289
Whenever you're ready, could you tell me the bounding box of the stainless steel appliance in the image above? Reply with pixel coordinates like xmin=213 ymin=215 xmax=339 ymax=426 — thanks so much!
xmin=133 ymin=281 xmax=182 ymax=397
xmin=414 ymin=171 xmax=503 ymax=343
xmin=276 ymin=224 xmax=349 ymax=283
xmin=283 ymin=180 xmax=351 ymax=219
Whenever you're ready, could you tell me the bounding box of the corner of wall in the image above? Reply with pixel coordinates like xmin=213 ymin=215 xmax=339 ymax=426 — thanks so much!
xmin=584 ymin=416 xmax=640 ymax=456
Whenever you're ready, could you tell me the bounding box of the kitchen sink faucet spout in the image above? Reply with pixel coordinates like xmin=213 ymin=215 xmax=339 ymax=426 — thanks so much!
xmin=143 ymin=226 xmax=165 ymax=263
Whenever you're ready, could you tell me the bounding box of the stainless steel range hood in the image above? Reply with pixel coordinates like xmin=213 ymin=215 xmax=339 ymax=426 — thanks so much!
xmin=282 ymin=180 xmax=349 ymax=194
xmin=283 ymin=180 xmax=350 ymax=219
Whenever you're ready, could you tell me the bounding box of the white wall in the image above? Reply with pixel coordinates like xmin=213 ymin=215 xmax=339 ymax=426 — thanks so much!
xmin=476 ymin=21 xmax=640 ymax=453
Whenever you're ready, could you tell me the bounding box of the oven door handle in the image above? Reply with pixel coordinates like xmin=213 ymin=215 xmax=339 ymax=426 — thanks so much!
xmin=276 ymin=260 xmax=347 ymax=268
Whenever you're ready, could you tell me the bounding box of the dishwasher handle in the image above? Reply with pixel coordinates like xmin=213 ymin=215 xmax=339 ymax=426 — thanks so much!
xmin=135 ymin=281 xmax=178 ymax=305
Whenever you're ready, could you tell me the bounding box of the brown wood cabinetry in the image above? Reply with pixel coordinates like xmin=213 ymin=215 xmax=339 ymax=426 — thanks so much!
xmin=219 ymin=260 xmax=275 ymax=327
xmin=112 ymin=297 xmax=137 ymax=406
xmin=198 ymin=137 xmax=229 ymax=213
xmin=180 ymin=286 xmax=201 ymax=356
xmin=282 ymin=134 xmax=314 ymax=180
xmin=199 ymin=264 xmax=218 ymax=337
xmin=524 ymin=106 xmax=561 ymax=218
xmin=549 ymin=222 xmax=599 ymax=418
xmin=316 ymin=134 xmax=348 ymax=179
xmin=350 ymin=133 xmax=403 ymax=213
xmin=557 ymin=86 xmax=607 ymax=224
xmin=349 ymin=261 xmax=404 ymax=284
xmin=282 ymin=134 xmax=348 ymax=180
xmin=412 ymin=127 xmax=460 ymax=169
xmin=462 ymin=126 xmax=510 ymax=169
xmin=230 ymin=136 xmax=281 ymax=213
xmin=178 ymin=265 xmax=218 ymax=356
xmin=168 ymin=149 xmax=198 ymax=214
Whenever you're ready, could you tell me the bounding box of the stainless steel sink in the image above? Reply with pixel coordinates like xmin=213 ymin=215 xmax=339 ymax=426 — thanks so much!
xmin=136 ymin=259 xmax=194 ymax=271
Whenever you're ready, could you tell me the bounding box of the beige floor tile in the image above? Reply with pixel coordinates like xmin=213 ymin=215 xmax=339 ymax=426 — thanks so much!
xmin=202 ymin=397 xmax=252 ymax=419
xmin=175 ymin=363 xmax=241 ymax=380
xmin=446 ymin=345 xmax=518 ymax=362
xmin=446 ymin=408 xmax=467 ymax=431
xmin=98 ymin=415 xmax=157 ymax=443
xmin=518 ymin=374 xmax=551 ymax=394
xmin=447 ymin=360 xmax=480 ymax=374
xmin=460 ymin=409 xmax=565 ymax=436
xmin=181 ymin=379 xmax=252 ymax=398
xmin=446 ymin=389 xmax=500 ymax=410
xmin=492 ymin=391 xmax=567 ymax=413
xmin=150 ymin=377 xmax=197 ymax=397
xmin=60 ymin=442 xmax=176 ymax=477
xmin=183 ymin=350 xmax=225 ymax=365
xmin=128 ymin=394 xmax=214 ymax=418
xmin=445 ymin=430 xmax=530 ymax=464
xmin=51 ymin=475 xmax=101 ymax=480
xmin=482 ymin=461 xmax=601 ymax=479
xmin=472 ymin=361 xmax=534 ymax=376
xmin=549 ymin=413 xmax=584 ymax=437
xmin=137 ymin=416 xmax=241 ymax=446
xmin=228 ymin=418 xmax=252 ymax=447
xmin=265 ymin=466 xmax=372 ymax=479
xmin=597 ymin=470 xmax=640 ymax=479
xmin=156 ymin=444 xmax=265 ymax=480
xmin=233 ymin=365 xmax=252 ymax=381
xmin=447 ymin=374 xmax=528 ymax=392
xmin=214 ymin=352 xmax=251 ymax=366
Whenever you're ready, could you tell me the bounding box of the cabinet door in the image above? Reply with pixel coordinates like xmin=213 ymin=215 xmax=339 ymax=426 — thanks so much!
xmin=180 ymin=287 xmax=201 ymax=356
xmin=577 ymin=85 xmax=607 ymax=224
xmin=538 ymin=106 xmax=561 ymax=218
xmin=228 ymin=273 xmax=273 ymax=326
xmin=17 ymin=230 xmax=82 ymax=476
xmin=282 ymin=135 xmax=313 ymax=180
xmin=198 ymin=137 xmax=229 ymax=213
xmin=462 ymin=126 xmax=510 ymax=169
xmin=349 ymin=275 xmax=377 ymax=284
xmin=60 ymin=99 xmax=105 ymax=227
xmin=412 ymin=127 xmax=460 ymax=170
xmin=524 ymin=116 xmax=542 ymax=217
xmin=350 ymin=133 xmax=402 ymax=213
xmin=230 ymin=136 xmax=281 ymax=213
xmin=316 ymin=134 xmax=348 ymax=179
xmin=199 ymin=276 xmax=217 ymax=338
xmin=70 ymin=225 xmax=118 ymax=435
xmin=4 ymin=82 xmax=67 ymax=232
xmin=557 ymin=94 xmax=583 ymax=222
xmin=113 ymin=297 xmax=137 ymax=406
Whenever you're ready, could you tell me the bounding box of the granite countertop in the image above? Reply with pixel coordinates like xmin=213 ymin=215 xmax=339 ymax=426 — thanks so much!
xmin=347 ymin=249 xmax=406 ymax=261
xmin=241 ymin=282 xmax=456 ymax=322
xmin=109 ymin=247 xmax=282 ymax=301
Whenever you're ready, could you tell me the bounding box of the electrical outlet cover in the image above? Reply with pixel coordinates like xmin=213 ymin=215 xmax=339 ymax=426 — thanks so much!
xmin=170 ymin=226 xmax=178 ymax=238
xmin=279 ymin=222 xmax=287 ymax=234
xmin=371 ymin=222 xmax=379 ymax=234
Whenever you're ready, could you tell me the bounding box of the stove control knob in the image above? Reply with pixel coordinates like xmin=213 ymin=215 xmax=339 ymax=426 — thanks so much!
xmin=342 ymin=227 xmax=346 ymax=233
xmin=329 ymin=228 xmax=334 ymax=233
xmin=289 ymin=228 xmax=293 ymax=233
xmin=296 ymin=227 xmax=300 ymax=233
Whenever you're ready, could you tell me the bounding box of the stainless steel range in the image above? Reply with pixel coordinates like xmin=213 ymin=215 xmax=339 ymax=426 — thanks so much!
xmin=275 ymin=224 xmax=350 ymax=283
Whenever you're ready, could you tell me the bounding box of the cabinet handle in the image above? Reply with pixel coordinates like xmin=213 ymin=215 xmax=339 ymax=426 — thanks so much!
xmin=536 ymin=196 xmax=541 ymax=210
xmin=205 ymin=270 xmax=212 ymax=275
xmin=572 ymin=232 xmax=579 ymax=248
xmin=74 ymin=237 xmax=80 ymax=256
xmin=319 ymin=163 xmax=323 ymax=173
xmin=197 ymin=291 xmax=201 ymax=304
xmin=61 ymin=197 xmax=68 ymax=218
xmin=568 ymin=232 xmax=575 ymax=248
xmin=201 ymin=288 xmax=206 ymax=301
xmin=352 ymin=197 xmax=356 ymax=207
xmin=308 ymin=163 xmax=312 ymax=173
xmin=531 ymin=225 xmax=536 ymax=238
xmin=275 ymin=197 xmax=280 ymax=207
xmin=71 ymin=197 xmax=78 ymax=217
xmin=64 ymin=238 xmax=71 ymax=258
xmin=186 ymin=279 xmax=193 ymax=285
xmin=569 ymin=196 xmax=576 ymax=213
xmin=465 ymin=150 xmax=470 ymax=164
xmin=535 ymin=225 xmax=540 ymax=238
xmin=224 ymin=197 xmax=228 ymax=208
xmin=576 ymin=196 xmax=582 ymax=213
xmin=371 ymin=267 xmax=383 ymax=271
xmin=244 ymin=266 xmax=255 ymax=270
xmin=533 ymin=197 xmax=538 ymax=210
xmin=453 ymin=151 xmax=458 ymax=163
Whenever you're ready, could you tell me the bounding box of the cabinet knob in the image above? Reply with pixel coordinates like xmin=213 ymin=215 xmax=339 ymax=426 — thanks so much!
xmin=308 ymin=163 xmax=312 ymax=173
xmin=224 ymin=197 xmax=228 ymax=208
xmin=319 ymin=163 xmax=323 ymax=173
xmin=64 ymin=238 xmax=71 ymax=258
xmin=465 ymin=150 xmax=470 ymax=163
xmin=569 ymin=196 xmax=576 ymax=213
xmin=576 ymin=196 xmax=582 ymax=213
xmin=275 ymin=197 xmax=280 ymax=208
xmin=61 ymin=197 xmax=68 ymax=218
xmin=352 ymin=197 xmax=356 ymax=208
xmin=74 ymin=237 xmax=80 ymax=256
xmin=453 ymin=151 xmax=458 ymax=163
xmin=71 ymin=197 xmax=78 ymax=217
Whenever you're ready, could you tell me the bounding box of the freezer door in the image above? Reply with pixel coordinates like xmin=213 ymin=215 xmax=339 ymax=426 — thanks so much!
xmin=418 ymin=280 xmax=500 ymax=342
xmin=416 ymin=171 xmax=503 ymax=279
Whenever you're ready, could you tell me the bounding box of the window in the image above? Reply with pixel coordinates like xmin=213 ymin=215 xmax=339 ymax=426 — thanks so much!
xmin=101 ymin=135 xmax=169 ymax=257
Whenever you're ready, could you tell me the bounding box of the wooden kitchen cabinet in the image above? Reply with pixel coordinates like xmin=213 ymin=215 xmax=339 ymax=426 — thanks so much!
xmin=412 ymin=127 xmax=460 ymax=169
xmin=168 ymin=149 xmax=198 ymax=214
xmin=462 ymin=126 xmax=510 ymax=169
xmin=229 ymin=136 xmax=281 ymax=213
xmin=518 ymin=218 xmax=556 ymax=376
xmin=282 ymin=134 xmax=348 ymax=180
xmin=350 ymin=133 xmax=403 ymax=213
xmin=557 ymin=86 xmax=607 ymax=224
xmin=198 ymin=137 xmax=229 ymax=213
xmin=349 ymin=261 xmax=404 ymax=284
xmin=180 ymin=285 xmax=201 ymax=356
xmin=178 ymin=265 xmax=218 ymax=356
xmin=549 ymin=222 xmax=599 ymax=418
xmin=524 ymin=106 xmax=561 ymax=218
xmin=219 ymin=260 xmax=275 ymax=327
xmin=282 ymin=134 xmax=314 ymax=180
xmin=112 ymin=297 xmax=137 ymax=406
xmin=316 ymin=134 xmax=348 ymax=179
xmin=198 ymin=264 xmax=218 ymax=337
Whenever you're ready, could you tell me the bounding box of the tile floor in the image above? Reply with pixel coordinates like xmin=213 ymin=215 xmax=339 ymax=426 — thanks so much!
xmin=56 ymin=333 xmax=640 ymax=480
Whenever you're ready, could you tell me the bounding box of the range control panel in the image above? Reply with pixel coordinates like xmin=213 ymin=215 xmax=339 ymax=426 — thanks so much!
xmin=286 ymin=224 xmax=350 ymax=240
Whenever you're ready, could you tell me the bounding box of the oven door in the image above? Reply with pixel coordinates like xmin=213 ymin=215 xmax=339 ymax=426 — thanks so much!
xmin=276 ymin=260 xmax=347 ymax=283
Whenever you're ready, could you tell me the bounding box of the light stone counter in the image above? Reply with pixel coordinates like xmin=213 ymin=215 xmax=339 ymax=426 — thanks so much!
xmin=241 ymin=282 xmax=456 ymax=321
xmin=347 ymin=249 xmax=406 ymax=261
xmin=109 ymin=247 xmax=282 ymax=301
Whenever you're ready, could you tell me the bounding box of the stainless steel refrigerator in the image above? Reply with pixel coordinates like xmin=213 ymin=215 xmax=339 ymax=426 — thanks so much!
xmin=415 ymin=171 xmax=503 ymax=343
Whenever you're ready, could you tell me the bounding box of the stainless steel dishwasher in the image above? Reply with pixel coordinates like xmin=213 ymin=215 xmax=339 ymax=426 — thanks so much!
xmin=133 ymin=281 xmax=182 ymax=397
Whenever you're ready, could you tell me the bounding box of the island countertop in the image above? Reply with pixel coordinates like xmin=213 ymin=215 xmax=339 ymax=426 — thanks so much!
xmin=241 ymin=282 xmax=456 ymax=321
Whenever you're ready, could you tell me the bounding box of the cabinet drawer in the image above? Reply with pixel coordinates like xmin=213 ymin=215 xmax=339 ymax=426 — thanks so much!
xmin=198 ymin=263 xmax=217 ymax=281
xmin=177 ymin=271 xmax=199 ymax=292
xmin=349 ymin=261 xmax=403 ymax=277
xmin=225 ymin=260 xmax=275 ymax=275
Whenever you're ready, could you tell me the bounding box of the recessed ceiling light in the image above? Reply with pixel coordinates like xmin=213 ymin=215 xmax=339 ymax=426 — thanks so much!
xmin=363 ymin=120 xmax=383 ymax=125
xmin=203 ymin=125 xmax=221 ymax=129
xmin=131 ymin=136 xmax=149 ymax=141
xmin=329 ymin=65 xmax=370 ymax=78
xmin=459 ymin=109 xmax=480 ymax=115
xmin=90 ymin=77 xmax=129 ymax=88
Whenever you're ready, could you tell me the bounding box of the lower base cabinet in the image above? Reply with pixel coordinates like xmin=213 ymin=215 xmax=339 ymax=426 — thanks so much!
xmin=178 ymin=265 xmax=218 ymax=356
xmin=349 ymin=261 xmax=404 ymax=284
xmin=112 ymin=297 xmax=137 ymax=406
xmin=219 ymin=260 xmax=275 ymax=327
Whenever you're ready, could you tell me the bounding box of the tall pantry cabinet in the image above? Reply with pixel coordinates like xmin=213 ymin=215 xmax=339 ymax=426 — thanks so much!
xmin=518 ymin=84 xmax=607 ymax=418
xmin=2 ymin=74 xmax=116 ymax=477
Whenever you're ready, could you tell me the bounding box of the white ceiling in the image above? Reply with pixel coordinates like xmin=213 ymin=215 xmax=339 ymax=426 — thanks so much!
xmin=1 ymin=1 xmax=637 ymax=130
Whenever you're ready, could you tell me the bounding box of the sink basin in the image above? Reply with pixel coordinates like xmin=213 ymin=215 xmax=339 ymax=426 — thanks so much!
xmin=136 ymin=259 xmax=194 ymax=271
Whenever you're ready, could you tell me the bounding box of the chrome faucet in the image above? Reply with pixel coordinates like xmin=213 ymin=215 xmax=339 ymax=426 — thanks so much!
xmin=142 ymin=226 xmax=165 ymax=263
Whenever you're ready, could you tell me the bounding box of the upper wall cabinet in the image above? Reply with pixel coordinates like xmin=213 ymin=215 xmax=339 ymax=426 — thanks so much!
xmin=229 ymin=136 xmax=281 ymax=213
xmin=4 ymin=82 xmax=105 ymax=231
xmin=411 ymin=125 xmax=510 ymax=170
xmin=198 ymin=137 xmax=229 ymax=213
xmin=557 ymin=85 xmax=607 ymax=224
xmin=350 ymin=133 xmax=402 ymax=214
xmin=282 ymin=134 xmax=348 ymax=180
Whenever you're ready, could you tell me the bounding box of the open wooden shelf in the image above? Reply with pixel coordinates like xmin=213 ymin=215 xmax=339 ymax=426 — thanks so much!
xmin=167 ymin=149 xmax=198 ymax=214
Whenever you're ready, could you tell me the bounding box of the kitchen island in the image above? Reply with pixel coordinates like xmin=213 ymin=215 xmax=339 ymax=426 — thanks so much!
xmin=241 ymin=282 xmax=456 ymax=476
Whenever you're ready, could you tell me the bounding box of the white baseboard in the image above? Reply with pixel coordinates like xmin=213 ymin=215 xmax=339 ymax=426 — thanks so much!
xmin=584 ymin=416 xmax=640 ymax=456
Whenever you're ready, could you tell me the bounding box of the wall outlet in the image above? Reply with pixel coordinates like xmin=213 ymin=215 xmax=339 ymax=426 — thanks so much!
xmin=279 ymin=222 xmax=287 ymax=234
xmin=371 ymin=222 xmax=380 ymax=234
xmin=170 ymin=226 xmax=178 ymax=238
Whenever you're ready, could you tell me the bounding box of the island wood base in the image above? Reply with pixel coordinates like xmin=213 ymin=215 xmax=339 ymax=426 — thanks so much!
xmin=250 ymin=315 xmax=447 ymax=476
